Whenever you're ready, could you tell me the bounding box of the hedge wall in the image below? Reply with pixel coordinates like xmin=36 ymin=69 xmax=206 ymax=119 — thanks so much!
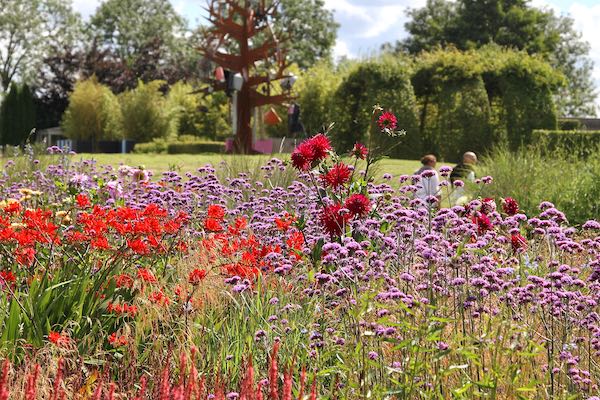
xmin=533 ymin=130 xmax=600 ymax=158
xmin=167 ymin=141 xmax=225 ymax=154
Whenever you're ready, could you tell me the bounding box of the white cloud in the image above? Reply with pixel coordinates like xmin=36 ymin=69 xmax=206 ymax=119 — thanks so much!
xmin=72 ymin=0 xmax=101 ymax=20
xmin=333 ymin=39 xmax=353 ymax=59
xmin=568 ymin=3 xmax=600 ymax=82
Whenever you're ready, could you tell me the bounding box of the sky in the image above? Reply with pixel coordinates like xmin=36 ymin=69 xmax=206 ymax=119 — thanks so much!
xmin=73 ymin=0 xmax=600 ymax=110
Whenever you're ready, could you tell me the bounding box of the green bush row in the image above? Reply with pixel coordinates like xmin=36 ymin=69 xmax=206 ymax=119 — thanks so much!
xmin=167 ymin=141 xmax=225 ymax=154
xmin=533 ymin=129 xmax=600 ymax=158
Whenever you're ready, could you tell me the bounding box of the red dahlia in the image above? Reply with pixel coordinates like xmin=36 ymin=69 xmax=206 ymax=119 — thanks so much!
xmin=320 ymin=204 xmax=351 ymax=237
xmin=291 ymin=141 xmax=315 ymax=171
xmin=351 ymin=143 xmax=369 ymax=160
xmin=377 ymin=111 xmax=397 ymax=131
xmin=320 ymin=163 xmax=351 ymax=189
xmin=345 ymin=194 xmax=370 ymax=218
xmin=503 ymin=197 xmax=519 ymax=216
xmin=511 ymin=233 xmax=527 ymax=253
xmin=309 ymin=133 xmax=332 ymax=161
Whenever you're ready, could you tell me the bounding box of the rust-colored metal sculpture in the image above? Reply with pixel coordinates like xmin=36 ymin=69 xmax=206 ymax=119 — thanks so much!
xmin=200 ymin=0 xmax=292 ymax=154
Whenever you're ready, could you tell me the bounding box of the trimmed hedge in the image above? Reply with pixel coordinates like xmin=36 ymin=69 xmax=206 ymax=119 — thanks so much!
xmin=167 ymin=141 xmax=225 ymax=154
xmin=533 ymin=130 xmax=600 ymax=158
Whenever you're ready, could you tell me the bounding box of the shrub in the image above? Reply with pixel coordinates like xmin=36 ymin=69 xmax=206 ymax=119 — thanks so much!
xmin=61 ymin=77 xmax=123 ymax=147
xmin=120 ymin=80 xmax=171 ymax=142
xmin=133 ymin=138 xmax=169 ymax=154
xmin=0 ymin=83 xmax=36 ymax=146
xmin=167 ymin=141 xmax=225 ymax=154
xmin=331 ymin=57 xmax=420 ymax=159
xmin=533 ymin=129 xmax=600 ymax=158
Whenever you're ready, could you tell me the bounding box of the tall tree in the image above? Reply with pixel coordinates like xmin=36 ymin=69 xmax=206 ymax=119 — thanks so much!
xmin=392 ymin=0 xmax=597 ymax=116
xmin=0 ymin=0 xmax=82 ymax=92
xmin=276 ymin=0 xmax=338 ymax=68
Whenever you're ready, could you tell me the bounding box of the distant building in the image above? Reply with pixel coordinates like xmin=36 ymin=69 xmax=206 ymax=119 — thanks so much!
xmin=559 ymin=117 xmax=600 ymax=131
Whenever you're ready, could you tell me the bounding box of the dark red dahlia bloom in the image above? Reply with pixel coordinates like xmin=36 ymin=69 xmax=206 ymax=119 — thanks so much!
xmin=291 ymin=141 xmax=315 ymax=171
xmin=474 ymin=213 xmax=493 ymax=235
xmin=345 ymin=194 xmax=370 ymax=218
xmin=377 ymin=111 xmax=397 ymax=131
xmin=320 ymin=204 xmax=351 ymax=237
xmin=351 ymin=143 xmax=369 ymax=159
xmin=309 ymin=133 xmax=332 ymax=161
xmin=503 ymin=197 xmax=519 ymax=216
xmin=320 ymin=163 xmax=352 ymax=189
xmin=511 ymin=233 xmax=527 ymax=253
xmin=481 ymin=198 xmax=496 ymax=215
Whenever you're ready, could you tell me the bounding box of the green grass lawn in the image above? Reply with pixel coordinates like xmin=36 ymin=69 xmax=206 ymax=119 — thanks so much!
xmin=73 ymin=153 xmax=448 ymax=178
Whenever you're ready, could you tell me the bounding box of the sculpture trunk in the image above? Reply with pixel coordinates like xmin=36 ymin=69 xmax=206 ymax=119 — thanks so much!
xmin=235 ymin=84 xmax=253 ymax=154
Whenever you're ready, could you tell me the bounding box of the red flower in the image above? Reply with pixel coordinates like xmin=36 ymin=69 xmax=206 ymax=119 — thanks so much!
xmin=16 ymin=247 xmax=35 ymax=266
xmin=481 ymin=198 xmax=496 ymax=215
xmin=0 ymin=270 xmax=16 ymax=284
xmin=503 ymin=197 xmax=519 ymax=216
xmin=128 ymin=238 xmax=148 ymax=255
xmin=108 ymin=332 xmax=128 ymax=347
xmin=511 ymin=233 xmax=527 ymax=253
xmin=377 ymin=111 xmax=397 ymax=131
xmin=474 ymin=214 xmax=493 ymax=235
xmin=76 ymin=193 xmax=90 ymax=208
xmin=137 ymin=268 xmax=157 ymax=283
xmin=48 ymin=331 xmax=70 ymax=347
xmin=291 ymin=141 xmax=315 ymax=171
xmin=208 ymin=204 xmax=226 ymax=220
xmin=345 ymin=194 xmax=370 ymax=218
xmin=309 ymin=134 xmax=332 ymax=161
xmin=351 ymin=143 xmax=368 ymax=159
xmin=204 ymin=218 xmax=223 ymax=232
xmin=115 ymin=274 xmax=134 ymax=289
xmin=275 ymin=213 xmax=296 ymax=232
xmin=320 ymin=204 xmax=351 ymax=237
xmin=149 ymin=289 xmax=170 ymax=305
xmin=188 ymin=268 xmax=207 ymax=285
xmin=320 ymin=163 xmax=351 ymax=189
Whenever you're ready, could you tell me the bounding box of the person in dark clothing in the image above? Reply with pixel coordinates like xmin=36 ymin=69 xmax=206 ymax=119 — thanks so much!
xmin=287 ymin=102 xmax=305 ymax=139
xmin=450 ymin=151 xmax=478 ymax=183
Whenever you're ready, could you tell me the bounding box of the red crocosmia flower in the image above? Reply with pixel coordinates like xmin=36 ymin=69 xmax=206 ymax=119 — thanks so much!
xmin=137 ymin=268 xmax=157 ymax=283
xmin=320 ymin=163 xmax=352 ymax=189
xmin=127 ymin=238 xmax=148 ymax=255
xmin=207 ymin=204 xmax=226 ymax=220
xmin=108 ymin=332 xmax=128 ymax=347
xmin=115 ymin=274 xmax=134 ymax=289
xmin=204 ymin=217 xmax=223 ymax=232
xmin=291 ymin=141 xmax=315 ymax=171
xmin=377 ymin=111 xmax=397 ymax=131
xmin=309 ymin=133 xmax=332 ymax=161
xmin=149 ymin=289 xmax=170 ymax=305
xmin=503 ymin=197 xmax=519 ymax=216
xmin=91 ymin=236 xmax=110 ymax=250
xmin=351 ymin=143 xmax=369 ymax=160
xmin=511 ymin=233 xmax=527 ymax=253
xmin=16 ymin=247 xmax=35 ymax=266
xmin=0 ymin=270 xmax=16 ymax=284
xmin=76 ymin=193 xmax=90 ymax=208
xmin=344 ymin=194 xmax=371 ymax=218
xmin=3 ymin=201 xmax=21 ymax=214
xmin=48 ymin=331 xmax=70 ymax=347
xmin=188 ymin=268 xmax=207 ymax=285
xmin=320 ymin=204 xmax=351 ymax=237
xmin=275 ymin=213 xmax=296 ymax=232
xmin=474 ymin=214 xmax=493 ymax=235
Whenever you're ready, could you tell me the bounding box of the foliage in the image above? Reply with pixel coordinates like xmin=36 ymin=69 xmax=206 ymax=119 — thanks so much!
xmin=393 ymin=0 xmax=597 ymax=117
xmin=61 ymin=77 xmax=123 ymax=145
xmin=0 ymin=0 xmax=83 ymax=92
xmin=480 ymin=144 xmax=600 ymax=224
xmin=166 ymin=82 xmax=229 ymax=141
xmin=119 ymin=80 xmax=171 ymax=142
xmin=0 ymin=83 xmax=36 ymax=146
xmin=167 ymin=141 xmax=225 ymax=154
xmin=276 ymin=0 xmax=339 ymax=68
xmin=533 ymin=129 xmax=600 ymax=159
xmin=331 ymin=57 xmax=420 ymax=158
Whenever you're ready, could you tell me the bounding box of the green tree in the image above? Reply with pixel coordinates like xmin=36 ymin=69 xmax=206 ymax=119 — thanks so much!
xmin=277 ymin=0 xmax=338 ymax=68
xmin=89 ymin=0 xmax=186 ymax=63
xmin=0 ymin=83 xmax=36 ymax=145
xmin=61 ymin=77 xmax=123 ymax=148
xmin=0 ymin=0 xmax=82 ymax=92
xmin=393 ymin=0 xmax=597 ymax=116
xmin=120 ymin=80 xmax=171 ymax=142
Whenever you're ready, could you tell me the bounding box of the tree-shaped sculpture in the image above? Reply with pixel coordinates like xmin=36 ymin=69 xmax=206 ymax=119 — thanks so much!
xmin=200 ymin=0 xmax=292 ymax=154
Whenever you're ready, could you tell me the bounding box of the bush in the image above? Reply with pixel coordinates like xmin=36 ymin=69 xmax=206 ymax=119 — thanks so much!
xmin=331 ymin=57 xmax=420 ymax=159
xmin=167 ymin=141 xmax=225 ymax=154
xmin=0 ymin=83 xmax=36 ymax=146
xmin=533 ymin=129 xmax=600 ymax=158
xmin=133 ymin=139 xmax=169 ymax=154
xmin=479 ymin=144 xmax=600 ymax=224
xmin=61 ymin=77 xmax=123 ymax=146
xmin=120 ymin=80 xmax=171 ymax=142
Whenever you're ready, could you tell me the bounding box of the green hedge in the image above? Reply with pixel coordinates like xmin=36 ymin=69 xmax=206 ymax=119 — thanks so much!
xmin=167 ymin=141 xmax=225 ymax=154
xmin=533 ymin=130 xmax=600 ymax=158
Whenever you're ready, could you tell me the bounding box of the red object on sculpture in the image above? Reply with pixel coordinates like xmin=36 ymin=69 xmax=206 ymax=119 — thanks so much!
xmin=200 ymin=0 xmax=293 ymax=154
xmin=215 ymin=66 xmax=225 ymax=82
xmin=264 ymin=107 xmax=282 ymax=125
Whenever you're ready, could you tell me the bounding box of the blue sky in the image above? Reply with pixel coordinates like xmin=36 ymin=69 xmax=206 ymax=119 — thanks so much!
xmin=74 ymin=0 xmax=600 ymax=112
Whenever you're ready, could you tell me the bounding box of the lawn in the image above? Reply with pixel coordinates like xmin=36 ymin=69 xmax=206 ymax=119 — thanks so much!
xmin=74 ymin=153 xmax=446 ymax=178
